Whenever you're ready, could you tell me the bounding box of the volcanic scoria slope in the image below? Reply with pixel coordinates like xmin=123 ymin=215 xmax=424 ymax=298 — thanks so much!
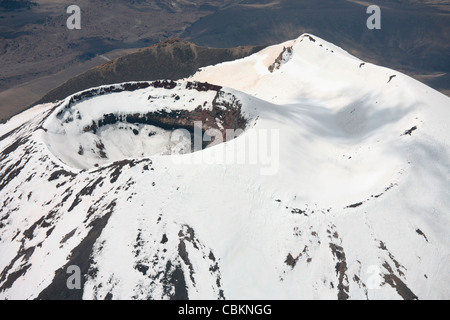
xmin=0 ymin=34 xmax=449 ymax=300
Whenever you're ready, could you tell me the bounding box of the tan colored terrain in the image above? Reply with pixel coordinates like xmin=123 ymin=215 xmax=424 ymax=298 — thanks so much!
xmin=0 ymin=0 xmax=242 ymax=121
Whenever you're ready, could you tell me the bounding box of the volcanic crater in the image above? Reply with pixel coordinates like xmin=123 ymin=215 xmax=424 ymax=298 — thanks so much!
xmin=42 ymin=80 xmax=249 ymax=169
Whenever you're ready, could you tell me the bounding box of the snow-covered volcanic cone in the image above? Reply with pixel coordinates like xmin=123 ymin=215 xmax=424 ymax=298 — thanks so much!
xmin=0 ymin=34 xmax=449 ymax=300
xmin=42 ymin=80 xmax=251 ymax=169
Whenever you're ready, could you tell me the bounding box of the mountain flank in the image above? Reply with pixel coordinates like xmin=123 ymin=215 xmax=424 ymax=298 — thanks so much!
xmin=32 ymin=39 xmax=264 ymax=108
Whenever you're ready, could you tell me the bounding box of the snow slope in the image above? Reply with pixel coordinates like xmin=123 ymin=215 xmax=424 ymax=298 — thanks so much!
xmin=0 ymin=34 xmax=449 ymax=300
